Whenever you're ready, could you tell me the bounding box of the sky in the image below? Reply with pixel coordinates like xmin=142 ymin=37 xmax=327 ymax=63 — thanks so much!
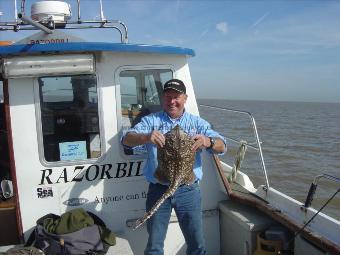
xmin=1 ymin=0 xmax=340 ymax=103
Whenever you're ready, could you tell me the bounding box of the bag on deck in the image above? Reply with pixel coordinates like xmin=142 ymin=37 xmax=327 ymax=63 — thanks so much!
xmin=3 ymin=246 xmax=44 ymax=255
xmin=26 ymin=209 xmax=116 ymax=255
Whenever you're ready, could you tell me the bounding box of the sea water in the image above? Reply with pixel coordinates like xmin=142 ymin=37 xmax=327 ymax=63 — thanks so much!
xmin=198 ymin=99 xmax=340 ymax=220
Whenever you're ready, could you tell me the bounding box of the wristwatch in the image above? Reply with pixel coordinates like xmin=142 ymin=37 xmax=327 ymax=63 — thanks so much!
xmin=208 ymin=137 xmax=215 ymax=149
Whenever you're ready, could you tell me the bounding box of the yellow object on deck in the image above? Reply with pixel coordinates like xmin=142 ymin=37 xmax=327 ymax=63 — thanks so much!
xmin=254 ymin=233 xmax=283 ymax=255
xmin=0 ymin=41 xmax=13 ymax=46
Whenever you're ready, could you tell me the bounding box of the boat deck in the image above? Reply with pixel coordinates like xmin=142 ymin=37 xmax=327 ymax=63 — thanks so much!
xmin=0 ymin=238 xmax=134 ymax=254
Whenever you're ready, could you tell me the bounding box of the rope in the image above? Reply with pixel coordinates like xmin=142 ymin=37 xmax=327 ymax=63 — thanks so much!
xmin=228 ymin=140 xmax=247 ymax=183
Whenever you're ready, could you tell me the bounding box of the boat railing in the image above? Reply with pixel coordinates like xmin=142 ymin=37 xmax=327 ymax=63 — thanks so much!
xmin=304 ymin=173 xmax=340 ymax=208
xmin=0 ymin=0 xmax=129 ymax=43
xmin=199 ymin=104 xmax=270 ymax=190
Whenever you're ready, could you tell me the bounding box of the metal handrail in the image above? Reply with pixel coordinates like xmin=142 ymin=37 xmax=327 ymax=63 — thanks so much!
xmin=0 ymin=19 xmax=129 ymax=43
xmin=17 ymin=13 xmax=53 ymax=34
xmin=0 ymin=0 xmax=129 ymax=43
xmin=225 ymin=136 xmax=259 ymax=151
xmin=304 ymin=173 xmax=340 ymax=207
xmin=199 ymin=104 xmax=270 ymax=189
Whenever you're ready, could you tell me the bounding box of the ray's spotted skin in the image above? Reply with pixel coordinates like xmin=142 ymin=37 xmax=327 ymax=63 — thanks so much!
xmin=134 ymin=125 xmax=196 ymax=230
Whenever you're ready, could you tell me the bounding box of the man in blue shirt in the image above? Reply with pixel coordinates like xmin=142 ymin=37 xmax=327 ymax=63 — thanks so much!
xmin=122 ymin=79 xmax=226 ymax=255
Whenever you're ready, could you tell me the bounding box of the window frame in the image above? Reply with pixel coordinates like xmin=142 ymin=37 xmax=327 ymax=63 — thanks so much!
xmin=0 ymin=80 xmax=3 ymax=104
xmin=34 ymin=73 xmax=105 ymax=167
xmin=115 ymin=65 xmax=174 ymax=159
xmin=0 ymin=77 xmax=11 ymax=181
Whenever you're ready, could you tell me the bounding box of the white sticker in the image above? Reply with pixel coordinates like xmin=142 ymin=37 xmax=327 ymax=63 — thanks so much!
xmin=35 ymin=186 xmax=54 ymax=199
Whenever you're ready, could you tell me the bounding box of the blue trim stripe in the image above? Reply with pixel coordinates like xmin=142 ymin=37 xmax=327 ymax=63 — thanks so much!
xmin=0 ymin=42 xmax=195 ymax=57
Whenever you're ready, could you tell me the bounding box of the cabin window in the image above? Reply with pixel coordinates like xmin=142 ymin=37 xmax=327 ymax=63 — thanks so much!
xmin=119 ymin=69 xmax=172 ymax=155
xmin=120 ymin=69 xmax=172 ymax=129
xmin=39 ymin=75 xmax=101 ymax=162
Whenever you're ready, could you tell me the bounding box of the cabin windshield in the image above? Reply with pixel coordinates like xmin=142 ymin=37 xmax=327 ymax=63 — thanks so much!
xmin=119 ymin=68 xmax=172 ymax=156
xmin=39 ymin=74 xmax=101 ymax=162
xmin=119 ymin=69 xmax=172 ymax=129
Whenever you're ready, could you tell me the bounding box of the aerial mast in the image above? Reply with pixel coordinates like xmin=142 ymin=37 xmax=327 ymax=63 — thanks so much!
xmin=99 ymin=0 xmax=105 ymax=21
xmin=14 ymin=0 xmax=18 ymax=21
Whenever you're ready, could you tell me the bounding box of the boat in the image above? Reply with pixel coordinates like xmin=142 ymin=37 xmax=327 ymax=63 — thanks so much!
xmin=0 ymin=1 xmax=339 ymax=254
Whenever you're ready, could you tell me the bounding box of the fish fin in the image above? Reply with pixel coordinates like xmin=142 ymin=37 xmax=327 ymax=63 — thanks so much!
xmin=133 ymin=182 xmax=179 ymax=230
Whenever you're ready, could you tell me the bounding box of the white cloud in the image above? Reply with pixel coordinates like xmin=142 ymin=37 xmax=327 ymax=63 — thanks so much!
xmin=216 ymin=22 xmax=228 ymax=34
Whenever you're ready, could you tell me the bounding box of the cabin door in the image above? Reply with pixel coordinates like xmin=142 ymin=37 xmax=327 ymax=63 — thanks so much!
xmin=0 ymin=79 xmax=20 ymax=245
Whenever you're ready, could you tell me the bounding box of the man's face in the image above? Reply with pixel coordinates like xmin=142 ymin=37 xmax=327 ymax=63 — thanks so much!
xmin=162 ymin=89 xmax=187 ymax=118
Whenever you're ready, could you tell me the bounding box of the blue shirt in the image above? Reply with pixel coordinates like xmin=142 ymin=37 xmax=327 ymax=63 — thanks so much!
xmin=123 ymin=111 xmax=226 ymax=183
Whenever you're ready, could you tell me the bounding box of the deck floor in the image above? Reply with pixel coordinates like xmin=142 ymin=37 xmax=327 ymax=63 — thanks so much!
xmin=0 ymin=237 xmax=135 ymax=254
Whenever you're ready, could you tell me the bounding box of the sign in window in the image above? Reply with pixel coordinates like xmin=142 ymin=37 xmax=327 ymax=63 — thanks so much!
xmin=39 ymin=74 xmax=101 ymax=162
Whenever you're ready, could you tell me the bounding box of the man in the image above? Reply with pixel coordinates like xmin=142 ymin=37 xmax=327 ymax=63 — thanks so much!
xmin=122 ymin=79 xmax=226 ymax=255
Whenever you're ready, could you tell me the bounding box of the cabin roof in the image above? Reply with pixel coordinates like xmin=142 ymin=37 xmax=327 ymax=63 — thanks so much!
xmin=0 ymin=42 xmax=195 ymax=57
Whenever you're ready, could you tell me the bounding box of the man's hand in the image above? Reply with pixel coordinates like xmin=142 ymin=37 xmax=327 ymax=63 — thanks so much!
xmin=191 ymin=134 xmax=210 ymax=152
xmin=149 ymin=130 xmax=166 ymax=148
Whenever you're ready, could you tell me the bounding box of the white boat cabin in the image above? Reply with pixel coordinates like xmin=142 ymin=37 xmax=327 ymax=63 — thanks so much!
xmin=0 ymin=1 xmax=339 ymax=254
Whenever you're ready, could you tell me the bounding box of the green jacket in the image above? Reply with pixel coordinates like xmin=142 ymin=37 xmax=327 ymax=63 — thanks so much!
xmin=43 ymin=208 xmax=116 ymax=246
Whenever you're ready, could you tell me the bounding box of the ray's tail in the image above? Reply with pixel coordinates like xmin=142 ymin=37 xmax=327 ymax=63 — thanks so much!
xmin=133 ymin=182 xmax=180 ymax=230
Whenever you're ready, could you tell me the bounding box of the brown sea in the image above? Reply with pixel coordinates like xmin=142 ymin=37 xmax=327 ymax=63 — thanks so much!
xmin=198 ymin=99 xmax=340 ymax=220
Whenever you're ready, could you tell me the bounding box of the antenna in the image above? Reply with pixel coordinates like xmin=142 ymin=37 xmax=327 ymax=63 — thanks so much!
xmin=77 ymin=0 xmax=81 ymax=23
xmin=14 ymin=0 xmax=18 ymax=21
xmin=99 ymin=0 xmax=105 ymax=21
xmin=20 ymin=0 xmax=25 ymax=15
